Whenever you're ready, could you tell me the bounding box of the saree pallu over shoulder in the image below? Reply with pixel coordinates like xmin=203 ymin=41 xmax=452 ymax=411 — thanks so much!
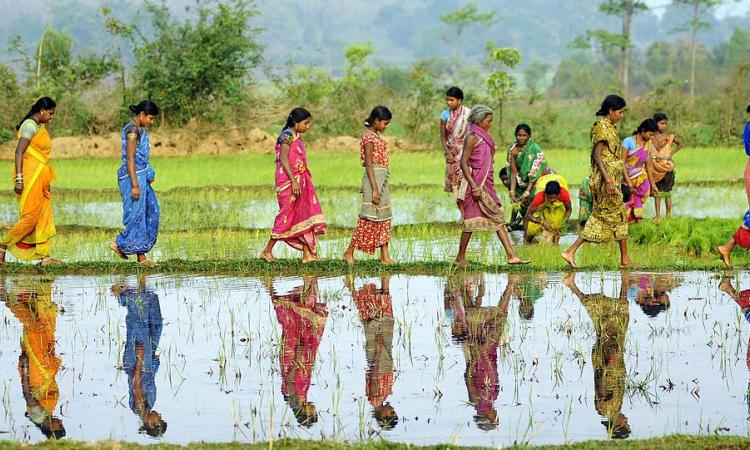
xmin=581 ymin=118 xmax=628 ymax=243
xmin=271 ymin=132 xmax=327 ymax=252
xmin=2 ymin=124 xmax=56 ymax=261
xmin=459 ymin=125 xmax=505 ymax=233
xmin=116 ymin=122 xmax=160 ymax=255
xmin=444 ymin=106 xmax=470 ymax=193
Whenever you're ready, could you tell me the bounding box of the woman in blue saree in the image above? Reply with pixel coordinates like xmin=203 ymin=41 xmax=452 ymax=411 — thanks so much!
xmin=110 ymin=101 xmax=160 ymax=266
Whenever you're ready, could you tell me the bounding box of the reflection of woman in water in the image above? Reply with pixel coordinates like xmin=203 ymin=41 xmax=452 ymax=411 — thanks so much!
xmin=266 ymin=277 xmax=328 ymax=427
xmin=718 ymin=276 xmax=750 ymax=414
xmin=346 ymin=275 xmax=398 ymax=430
xmin=445 ymin=273 xmax=512 ymax=430
xmin=627 ymin=274 xmax=677 ymax=318
xmin=564 ymin=273 xmax=631 ymax=439
xmin=112 ymin=277 xmax=167 ymax=437
xmin=2 ymin=277 xmax=65 ymax=439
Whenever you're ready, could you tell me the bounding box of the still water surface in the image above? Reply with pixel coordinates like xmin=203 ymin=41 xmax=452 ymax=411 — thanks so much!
xmin=0 ymin=271 xmax=748 ymax=445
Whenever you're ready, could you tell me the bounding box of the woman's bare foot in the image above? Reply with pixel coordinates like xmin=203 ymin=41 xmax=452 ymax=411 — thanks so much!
xmin=260 ymin=250 xmax=276 ymax=263
xmin=619 ymin=260 xmax=640 ymax=270
xmin=138 ymin=259 xmax=158 ymax=267
xmin=40 ymin=257 xmax=63 ymax=266
xmin=717 ymin=245 xmax=732 ymax=268
xmin=343 ymin=249 xmax=355 ymax=265
xmin=301 ymin=255 xmax=317 ymax=264
xmin=561 ymin=251 xmax=578 ymax=268
xmin=507 ymin=256 xmax=531 ymax=265
xmin=381 ymin=257 xmax=395 ymax=265
xmin=454 ymin=258 xmax=469 ymax=267
xmin=109 ymin=242 xmax=128 ymax=261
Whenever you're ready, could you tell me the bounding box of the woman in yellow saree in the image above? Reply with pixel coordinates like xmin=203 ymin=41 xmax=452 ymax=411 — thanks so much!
xmin=0 ymin=98 xmax=61 ymax=265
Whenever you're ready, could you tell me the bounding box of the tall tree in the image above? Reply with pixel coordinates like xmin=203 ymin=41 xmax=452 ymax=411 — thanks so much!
xmin=571 ymin=0 xmax=648 ymax=94
xmin=672 ymin=0 xmax=729 ymax=99
xmin=440 ymin=2 xmax=496 ymax=79
xmin=484 ymin=43 xmax=521 ymax=145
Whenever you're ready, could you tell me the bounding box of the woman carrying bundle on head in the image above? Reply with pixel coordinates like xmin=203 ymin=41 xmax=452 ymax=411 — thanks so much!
xmin=440 ymin=86 xmax=471 ymax=207
xmin=454 ymin=105 xmax=529 ymax=267
xmin=622 ymin=119 xmax=659 ymax=223
xmin=344 ymin=107 xmax=394 ymax=265
xmin=0 ymin=97 xmax=61 ymax=266
xmin=563 ymin=95 xmax=634 ymax=269
xmin=261 ymin=108 xmax=327 ymax=264
xmin=110 ymin=101 xmax=161 ymax=267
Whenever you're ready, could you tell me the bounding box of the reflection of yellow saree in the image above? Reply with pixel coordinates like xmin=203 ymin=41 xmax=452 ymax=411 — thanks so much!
xmin=2 ymin=125 xmax=57 ymax=261
xmin=8 ymin=280 xmax=60 ymax=415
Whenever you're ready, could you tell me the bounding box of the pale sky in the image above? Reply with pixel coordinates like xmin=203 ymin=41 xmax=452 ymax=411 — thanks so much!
xmin=644 ymin=0 xmax=750 ymax=18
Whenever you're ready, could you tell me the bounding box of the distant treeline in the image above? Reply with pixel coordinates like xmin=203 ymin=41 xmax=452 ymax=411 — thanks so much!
xmin=0 ymin=0 xmax=748 ymax=149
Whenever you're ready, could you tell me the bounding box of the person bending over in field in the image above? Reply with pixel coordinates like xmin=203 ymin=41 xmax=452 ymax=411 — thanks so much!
xmin=523 ymin=175 xmax=571 ymax=245
xmin=717 ymin=210 xmax=750 ymax=268
xmin=649 ymin=113 xmax=683 ymax=222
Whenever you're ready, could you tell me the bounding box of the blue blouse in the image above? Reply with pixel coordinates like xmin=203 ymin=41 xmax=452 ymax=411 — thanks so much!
xmin=744 ymin=120 xmax=750 ymax=157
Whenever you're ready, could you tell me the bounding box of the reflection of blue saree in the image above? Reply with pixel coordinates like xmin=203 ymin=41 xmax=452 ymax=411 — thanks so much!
xmin=116 ymin=124 xmax=160 ymax=255
xmin=119 ymin=287 xmax=162 ymax=413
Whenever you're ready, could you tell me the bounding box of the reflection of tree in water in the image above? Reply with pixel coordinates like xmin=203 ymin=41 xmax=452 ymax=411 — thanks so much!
xmin=346 ymin=275 xmax=398 ymax=430
xmin=718 ymin=277 xmax=750 ymax=417
xmin=2 ymin=277 xmax=65 ymax=440
xmin=266 ymin=277 xmax=328 ymax=428
xmin=444 ymin=273 xmax=512 ymax=431
xmin=564 ymin=273 xmax=630 ymax=439
xmin=112 ymin=276 xmax=167 ymax=437
xmin=627 ymin=274 xmax=679 ymax=318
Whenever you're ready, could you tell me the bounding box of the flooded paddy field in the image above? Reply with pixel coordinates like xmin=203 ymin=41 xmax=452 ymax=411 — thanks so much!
xmin=0 ymin=184 xmax=741 ymax=232
xmin=1 ymin=271 xmax=749 ymax=446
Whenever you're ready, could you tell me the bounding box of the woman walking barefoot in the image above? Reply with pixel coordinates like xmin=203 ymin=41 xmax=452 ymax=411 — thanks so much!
xmin=563 ymin=95 xmax=633 ymax=269
xmin=454 ymin=105 xmax=529 ymax=267
xmin=261 ymin=108 xmax=327 ymax=264
xmin=344 ymin=107 xmax=395 ymax=265
xmin=110 ymin=101 xmax=161 ymax=267
xmin=0 ymin=97 xmax=62 ymax=266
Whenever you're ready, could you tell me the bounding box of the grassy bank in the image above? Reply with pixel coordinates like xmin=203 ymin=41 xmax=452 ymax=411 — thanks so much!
xmin=0 ymin=218 xmax=747 ymax=273
xmin=3 ymin=435 xmax=750 ymax=449
xmin=0 ymin=147 xmax=742 ymax=190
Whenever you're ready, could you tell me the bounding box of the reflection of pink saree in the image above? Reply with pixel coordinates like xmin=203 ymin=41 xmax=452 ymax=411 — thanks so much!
xmin=271 ymin=134 xmax=327 ymax=252
xmin=273 ymin=282 xmax=328 ymax=401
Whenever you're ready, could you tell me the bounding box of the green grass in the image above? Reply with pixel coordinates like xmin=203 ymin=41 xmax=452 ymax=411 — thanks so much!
xmin=3 ymin=218 xmax=749 ymax=274
xmin=2 ymin=435 xmax=750 ymax=449
xmin=0 ymin=146 xmax=742 ymax=190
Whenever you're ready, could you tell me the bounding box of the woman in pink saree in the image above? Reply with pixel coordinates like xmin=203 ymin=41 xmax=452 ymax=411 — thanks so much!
xmin=261 ymin=108 xmax=327 ymax=263
xmin=455 ymin=105 xmax=529 ymax=266
xmin=622 ymin=119 xmax=658 ymax=223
